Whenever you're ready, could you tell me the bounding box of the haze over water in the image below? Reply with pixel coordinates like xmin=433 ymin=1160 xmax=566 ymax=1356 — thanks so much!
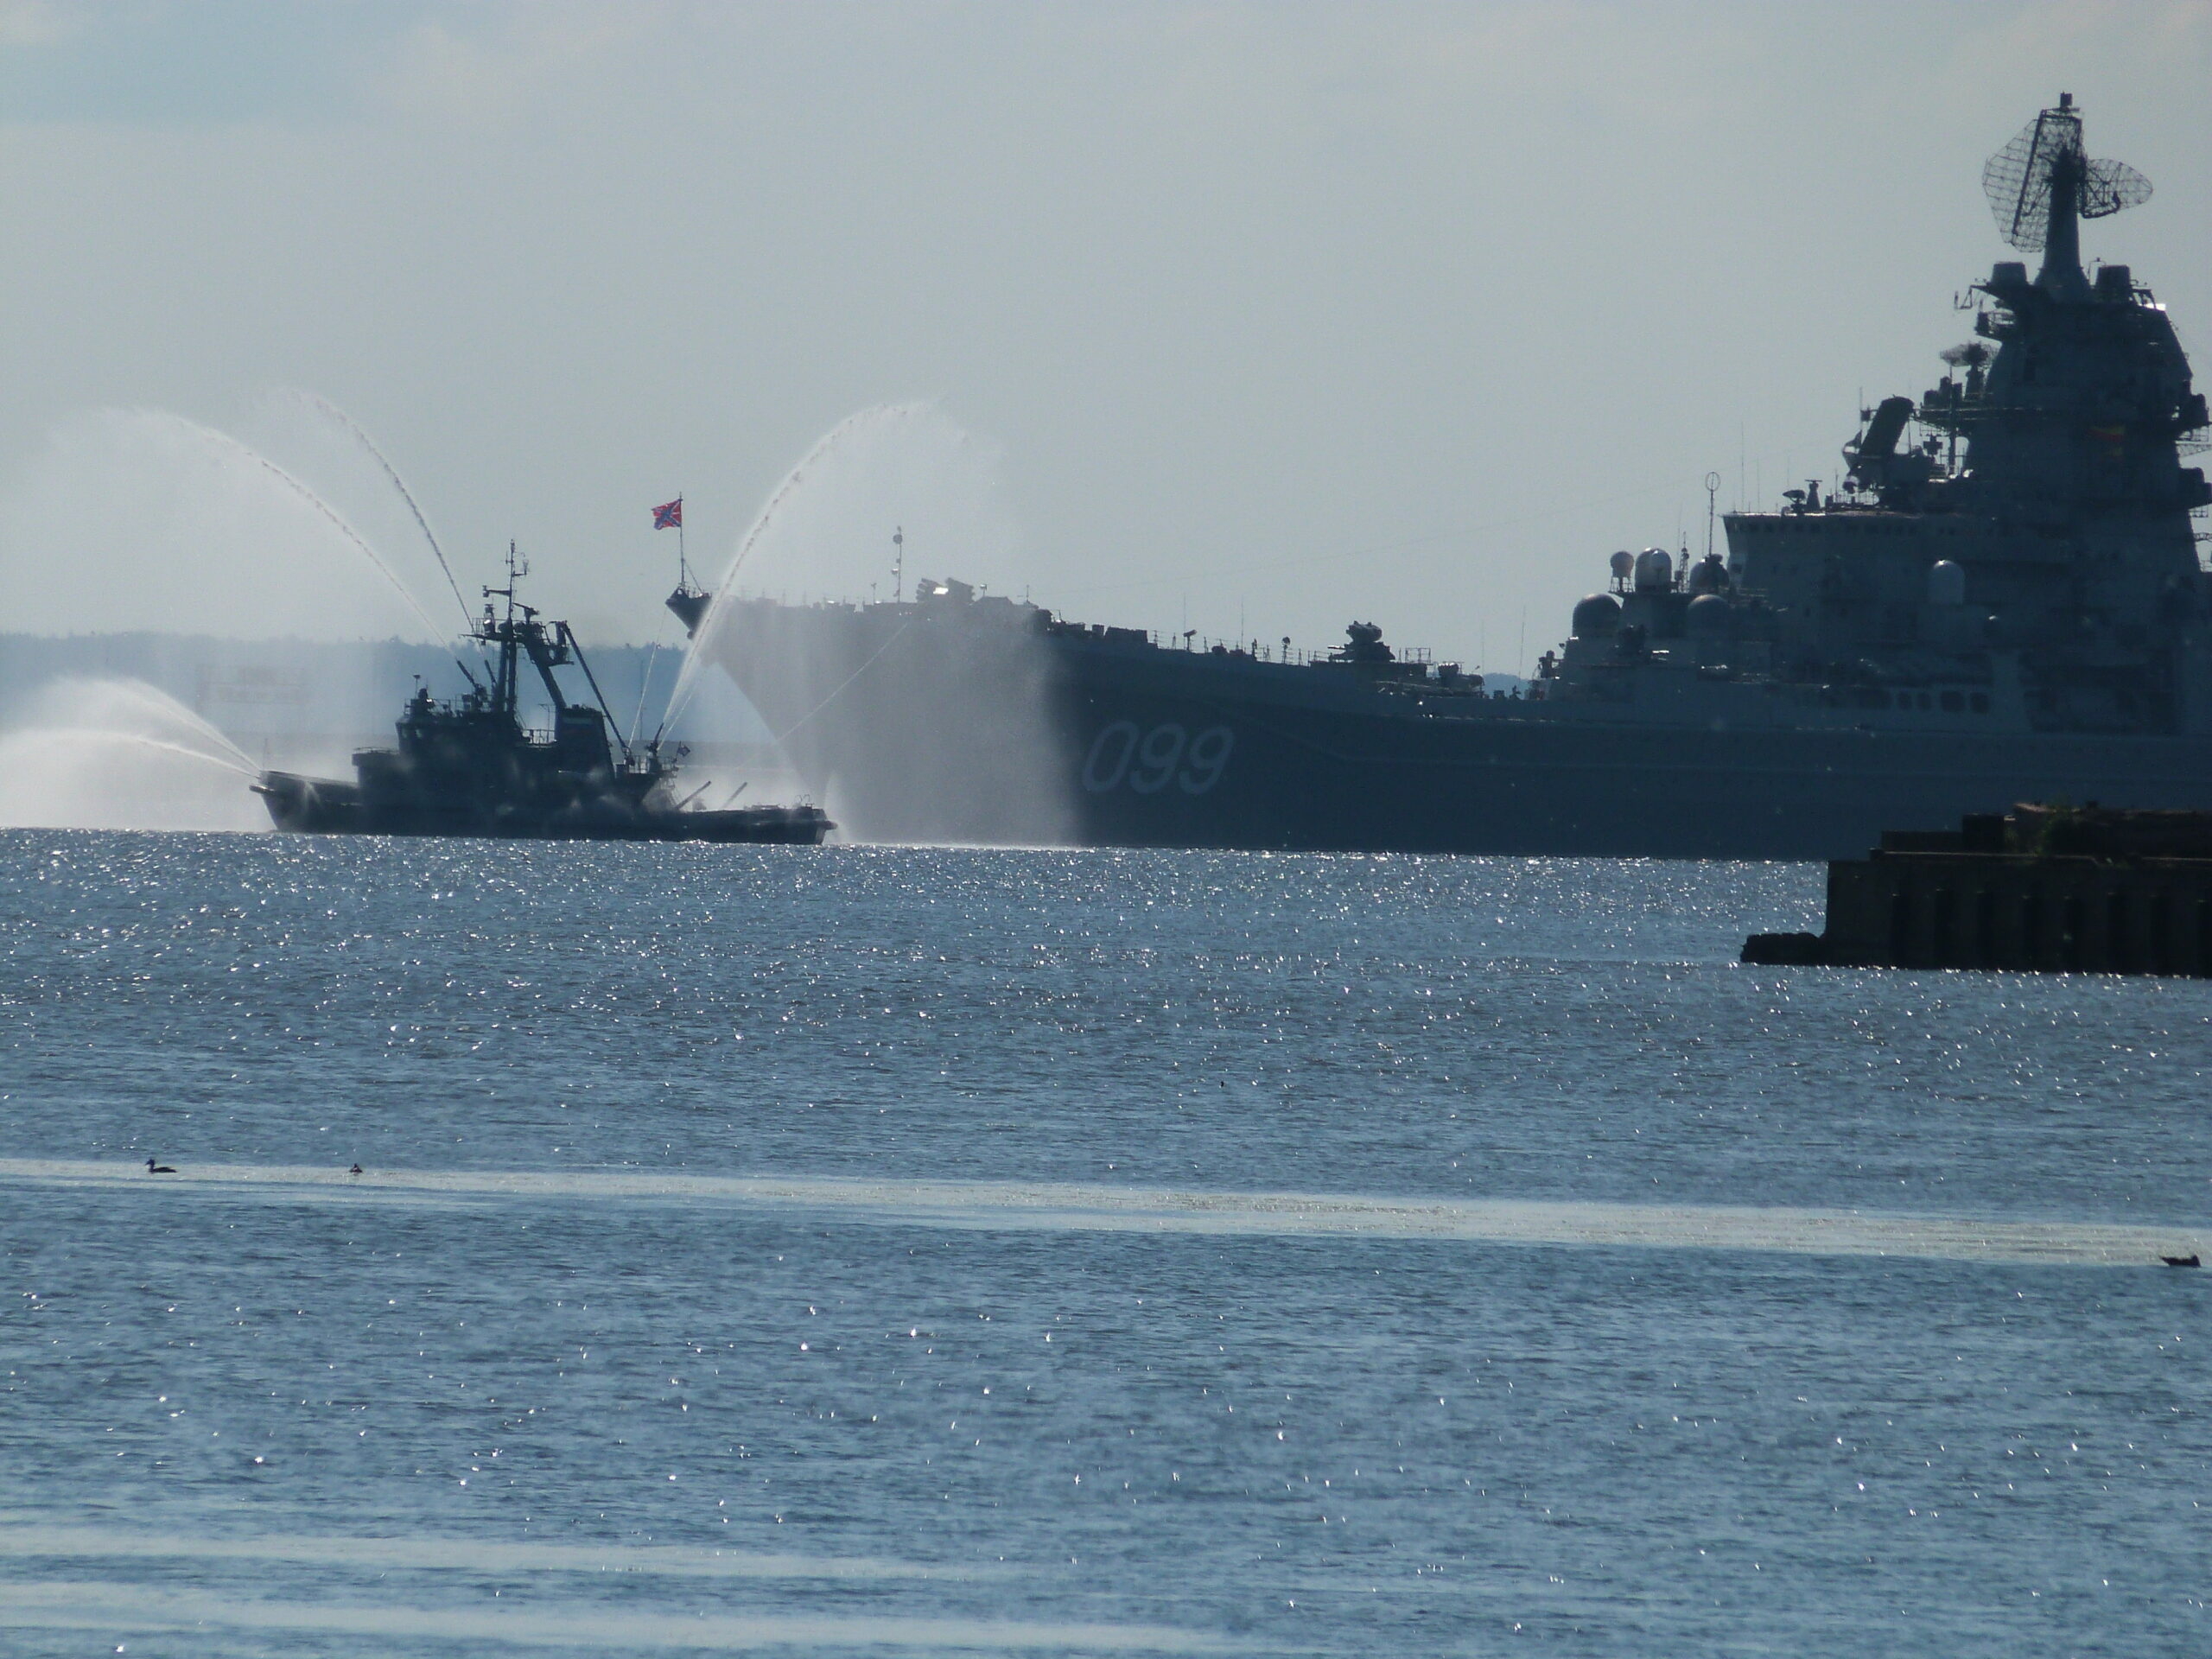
xmin=3 ymin=833 xmax=2206 ymax=1655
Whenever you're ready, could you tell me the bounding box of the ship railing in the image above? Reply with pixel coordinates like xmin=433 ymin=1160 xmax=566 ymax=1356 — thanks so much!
xmin=1163 ymin=633 xmax=1448 ymax=669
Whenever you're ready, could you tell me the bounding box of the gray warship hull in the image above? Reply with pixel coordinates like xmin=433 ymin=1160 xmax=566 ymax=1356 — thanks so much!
xmin=698 ymin=594 xmax=2212 ymax=858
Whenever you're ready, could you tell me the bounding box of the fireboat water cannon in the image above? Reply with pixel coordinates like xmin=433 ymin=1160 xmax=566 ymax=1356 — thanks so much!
xmin=253 ymin=542 xmax=831 ymax=844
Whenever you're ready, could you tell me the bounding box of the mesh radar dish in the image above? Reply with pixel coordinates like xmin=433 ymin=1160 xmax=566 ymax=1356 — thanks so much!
xmin=1981 ymin=95 xmax=2152 ymax=252
xmin=1939 ymin=341 xmax=1993 ymax=369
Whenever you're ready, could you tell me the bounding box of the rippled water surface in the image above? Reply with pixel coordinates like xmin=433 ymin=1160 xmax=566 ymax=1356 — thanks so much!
xmin=2 ymin=831 xmax=2207 ymax=1656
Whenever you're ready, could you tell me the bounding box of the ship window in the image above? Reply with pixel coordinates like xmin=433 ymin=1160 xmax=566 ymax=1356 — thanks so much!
xmin=1970 ymin=692 xmax=1990 ymax=713
xmin=1941 ymin=690 xmax=1964 ymax=713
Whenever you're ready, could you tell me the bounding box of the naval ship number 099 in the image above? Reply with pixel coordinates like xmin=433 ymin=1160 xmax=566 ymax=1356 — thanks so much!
xmin=1081 ymin=721 xmax=1235 ymax=795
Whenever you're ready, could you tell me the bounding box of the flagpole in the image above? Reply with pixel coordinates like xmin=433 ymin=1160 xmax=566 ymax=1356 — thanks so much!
xmin=677 ymin=497 xmax=688 ymax=591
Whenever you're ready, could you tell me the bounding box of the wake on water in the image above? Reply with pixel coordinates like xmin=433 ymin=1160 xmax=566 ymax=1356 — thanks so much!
xmin=2 ymin=1156 xmax=2198 ymax=1268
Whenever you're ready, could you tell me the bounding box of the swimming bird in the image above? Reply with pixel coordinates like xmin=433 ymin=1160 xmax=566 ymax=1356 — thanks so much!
xmin=2160 ymin=1253 xmax=2201 ymax=1268
xmin=144 ymin=1157 xmax=176 ymax=1174
xmin=348 ymin=1164 xmax=364 ymax=1176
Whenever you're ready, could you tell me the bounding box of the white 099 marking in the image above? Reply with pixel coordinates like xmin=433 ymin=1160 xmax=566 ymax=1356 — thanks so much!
xmin=1082 ymin=721 xmax=1235 ymax=795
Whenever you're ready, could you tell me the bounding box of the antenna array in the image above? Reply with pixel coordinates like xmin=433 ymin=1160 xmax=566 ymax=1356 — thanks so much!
xmin=1980 ymin=96 xmax=2151 ymax=253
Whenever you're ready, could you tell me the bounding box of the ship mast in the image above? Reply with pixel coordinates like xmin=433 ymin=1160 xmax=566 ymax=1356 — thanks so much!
xmin=2037 ymin=133 xmax=2085 ymax=296
xmin=479 ymin=540 xmax=531 ymax=725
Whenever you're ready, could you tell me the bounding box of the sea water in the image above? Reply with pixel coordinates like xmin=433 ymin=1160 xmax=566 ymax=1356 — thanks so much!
xmin=0 ymin=831 xmax=2205 ymax=1656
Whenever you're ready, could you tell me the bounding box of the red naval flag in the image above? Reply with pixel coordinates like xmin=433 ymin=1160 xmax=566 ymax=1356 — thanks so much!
xmin=652 ymin=498 xmax=683 ymax=531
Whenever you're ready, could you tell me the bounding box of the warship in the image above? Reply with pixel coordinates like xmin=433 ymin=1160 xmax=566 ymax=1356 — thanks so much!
xmin=259 ymin=550 xmax=831 ymax=843
xmin=673 ymin=97 xmax=2212 ymax=856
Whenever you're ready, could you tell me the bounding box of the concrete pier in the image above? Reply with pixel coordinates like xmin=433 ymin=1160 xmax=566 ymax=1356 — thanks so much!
xmin=1744 ymin=806 xmax=2212 ymax=976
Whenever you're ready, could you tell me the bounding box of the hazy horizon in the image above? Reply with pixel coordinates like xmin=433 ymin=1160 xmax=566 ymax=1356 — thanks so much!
xmin=3 ymin=2 xmax=2208 ymax=676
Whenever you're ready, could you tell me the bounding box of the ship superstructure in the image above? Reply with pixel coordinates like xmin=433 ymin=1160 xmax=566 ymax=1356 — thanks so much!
xmin=677 ymin=98 xmax=2212 ymax=856
xmin=1605 ymin=92 xmax=2208 ymax=742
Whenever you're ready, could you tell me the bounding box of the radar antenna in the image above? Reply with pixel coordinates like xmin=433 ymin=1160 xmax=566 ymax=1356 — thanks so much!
xmin=1938 ymin=341 xmax=1993 ymax=370
xmin=1981 ymin=93 xmax=2149 ymax=289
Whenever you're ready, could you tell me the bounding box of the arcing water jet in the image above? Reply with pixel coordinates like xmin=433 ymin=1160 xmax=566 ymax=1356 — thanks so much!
xmin=270 ymin=390 xmax=481 ymax=642
xmin=658 ymin=403 xmax=1017 ymax=741
xmin=0 ymin=677 xmax=263 ymax=831
xmin=657 ymin=405 xmax=1071 ymax=843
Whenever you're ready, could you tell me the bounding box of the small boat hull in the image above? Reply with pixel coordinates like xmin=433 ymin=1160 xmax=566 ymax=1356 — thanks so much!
xmin=254 ymin=771 xmax=832 ymax=845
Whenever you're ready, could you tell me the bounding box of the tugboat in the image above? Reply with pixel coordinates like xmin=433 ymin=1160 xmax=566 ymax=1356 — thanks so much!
xmin=257 ymin=548 xmax=831 ymax=844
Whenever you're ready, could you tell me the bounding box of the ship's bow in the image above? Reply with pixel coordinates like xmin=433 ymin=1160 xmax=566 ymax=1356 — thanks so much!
xmin=701 ymin=593 xmax=1078 ymax=844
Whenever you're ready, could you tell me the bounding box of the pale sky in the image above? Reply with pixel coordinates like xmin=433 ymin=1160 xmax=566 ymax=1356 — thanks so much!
xmin=2 ymin=1 xmax=2207 ymax=671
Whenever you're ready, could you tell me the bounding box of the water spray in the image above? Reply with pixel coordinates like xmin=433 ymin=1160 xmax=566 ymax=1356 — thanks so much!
xmin=0 ymin=677 xmax=264 ymax=830
xmin=658 ymin=404 xmax=926 ymax=741
xmin=179 ymin=415 xmax=483 ymax=690
xmin=283 ymin=391 xmax=485 ymax=651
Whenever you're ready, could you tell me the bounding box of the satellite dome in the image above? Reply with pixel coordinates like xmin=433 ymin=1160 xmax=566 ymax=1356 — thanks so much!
xmin=1686 ymin=553 xmax=1728 ymax=596
xmin=1634 ymin=549 xmax=1673 ymax=593
xmin=1608 ymin=550 xmax=1635 ymax=581
xmin=1686 ymin=593 xmax=1732 ymax=637
xmin=1572 ymin=593 xmax=1623 ymax=638
xmin=1927 ymin=560 xmax=1966 ymax=607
